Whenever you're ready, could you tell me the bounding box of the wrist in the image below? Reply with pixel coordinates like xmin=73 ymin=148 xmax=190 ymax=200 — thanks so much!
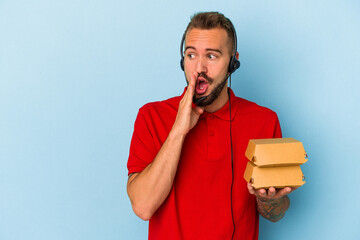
xmin=168 ymin=126 xmax=186 ymax=143
xmin=256 ymin=195 xmax=290 ymax=222
xmin=170 ymin=121 xmax=188 ymax=139
xmin=256 ymin=195 xmax=289 ymax=206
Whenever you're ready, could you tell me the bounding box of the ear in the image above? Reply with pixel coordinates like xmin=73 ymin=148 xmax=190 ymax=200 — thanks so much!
xmin=235 ymin=51 xmax=239 ymax=60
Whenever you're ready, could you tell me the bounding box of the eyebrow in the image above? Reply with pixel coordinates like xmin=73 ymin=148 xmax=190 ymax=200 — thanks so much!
xmin=185 ymin=46 xmax=223 ymax=54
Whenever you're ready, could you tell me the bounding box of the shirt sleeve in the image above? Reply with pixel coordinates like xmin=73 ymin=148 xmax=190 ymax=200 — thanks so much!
xmin=127 ymin=107 xmax=158 ymax=176
xmin=273 ymin=114 xmax=282 ymax=138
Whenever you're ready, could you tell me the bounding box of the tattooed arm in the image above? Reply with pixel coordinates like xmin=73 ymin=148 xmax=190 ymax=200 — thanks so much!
xmin=247 ymin=183 xmax=296 ymax=222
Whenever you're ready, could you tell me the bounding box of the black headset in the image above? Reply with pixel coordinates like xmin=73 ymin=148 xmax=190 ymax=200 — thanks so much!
xmin=180 ymin=26 xmax=240 ymax=74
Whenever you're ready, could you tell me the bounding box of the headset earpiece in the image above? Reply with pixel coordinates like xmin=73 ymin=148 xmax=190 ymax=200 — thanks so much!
xmin=228 ymin=28 xmax=240 ymax=74
xmin=180 ymin=33 xmax=185 ymax=71
xmin=228 ymin=56 xmax=240 ymax=74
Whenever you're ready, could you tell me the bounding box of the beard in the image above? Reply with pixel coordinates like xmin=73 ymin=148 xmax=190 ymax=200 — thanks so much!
xmin=188 ymin=73 xmax=229 ymax=107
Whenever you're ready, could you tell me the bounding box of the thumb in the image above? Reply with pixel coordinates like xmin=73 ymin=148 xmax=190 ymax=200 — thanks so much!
xmin=194 ymin=106 xmax=204 ymax=115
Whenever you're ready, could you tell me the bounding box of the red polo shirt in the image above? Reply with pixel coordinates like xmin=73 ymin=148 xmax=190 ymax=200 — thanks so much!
xmin=127 ymin=88 xmax=281 ymax=240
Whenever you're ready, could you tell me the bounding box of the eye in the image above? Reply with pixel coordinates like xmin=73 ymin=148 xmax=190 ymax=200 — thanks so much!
xmin=187 ymin=53 xmax=195 ymax=59
xmin=208 ymin=54 xmax=217 ymax=59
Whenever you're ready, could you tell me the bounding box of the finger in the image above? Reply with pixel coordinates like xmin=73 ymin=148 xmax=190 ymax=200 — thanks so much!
xmin=268 ymin=187 xmax=276 ymax=198
xmin=284 ymin=187 xmax=292 ymax=194
xmin=275 ymin=187 xmax=292 ymax=198
xmin=247 ymin=183 xmax=255 ymax=195
xmin=184 ymin=72 xmax=197 ymax=101
xmin=180 ymin=74 xmax=195 ymax=107
xmin=186 ymin=72 xmax=196 ymax=92
xmin=189 ymin=71 xmax=197 ymax=88
xmin=257 ymin=188 xmax=267 ymax=198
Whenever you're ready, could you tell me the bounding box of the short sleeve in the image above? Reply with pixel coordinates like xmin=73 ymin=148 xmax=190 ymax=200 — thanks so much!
xmin=127 ymin=107 xmax=158 ymax=175
xmin=273 ymin=114 xmax=282 ymax=138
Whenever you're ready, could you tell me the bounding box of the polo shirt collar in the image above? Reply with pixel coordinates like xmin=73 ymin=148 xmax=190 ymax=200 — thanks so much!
xmin=180 ymin=87 xmax=238 ymax=121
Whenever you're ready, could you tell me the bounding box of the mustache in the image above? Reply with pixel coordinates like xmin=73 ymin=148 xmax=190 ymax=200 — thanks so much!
xmin=197 ymin=73 xmax=213 ymax=84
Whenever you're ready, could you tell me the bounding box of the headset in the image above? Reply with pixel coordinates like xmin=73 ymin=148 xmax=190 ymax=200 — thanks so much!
xmin=179 ymin=25 xmax=240 ymax=239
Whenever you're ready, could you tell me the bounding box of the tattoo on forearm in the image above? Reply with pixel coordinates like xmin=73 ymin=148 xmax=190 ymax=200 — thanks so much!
xmin=256 ymin=196 xmax=290 ymax=222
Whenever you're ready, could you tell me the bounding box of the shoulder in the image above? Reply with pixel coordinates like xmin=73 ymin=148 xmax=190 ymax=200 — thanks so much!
xmin=137 ymin=95 xmax=182 ymax=118
xmin=234 ymin=96 xmax=278 ymax=119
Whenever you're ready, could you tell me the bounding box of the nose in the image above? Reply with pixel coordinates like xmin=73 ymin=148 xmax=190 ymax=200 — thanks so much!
xmin=195 ymin=57 xmax=207 ymax=74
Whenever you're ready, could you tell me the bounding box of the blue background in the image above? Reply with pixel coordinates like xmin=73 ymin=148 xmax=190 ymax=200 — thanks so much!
xmin=1 ymin=0 xmax=359 ymax=239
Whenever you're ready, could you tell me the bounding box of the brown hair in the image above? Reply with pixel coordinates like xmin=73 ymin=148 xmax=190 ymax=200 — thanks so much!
xmin=184 ymin=12 xmax=236 ymax=54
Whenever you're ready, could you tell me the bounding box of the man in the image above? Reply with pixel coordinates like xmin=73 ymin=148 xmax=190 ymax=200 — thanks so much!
xmin=127 ymin=12 xmax=296 ymax=239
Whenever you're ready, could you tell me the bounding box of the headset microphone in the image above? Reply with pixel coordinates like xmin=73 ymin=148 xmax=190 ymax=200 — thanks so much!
xmin=193 ymin=95 xmax=207 ymax=106
xmin=193 ymin=75 xmax=228 ymax=106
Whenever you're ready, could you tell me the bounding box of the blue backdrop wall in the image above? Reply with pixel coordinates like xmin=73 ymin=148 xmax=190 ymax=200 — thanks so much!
xmin=1 ymin=0 xmax=359 ymax=239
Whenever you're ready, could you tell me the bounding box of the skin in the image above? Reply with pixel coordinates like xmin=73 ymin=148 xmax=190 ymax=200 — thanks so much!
xmin=184 ymin=27 xmax=232 ymax=113
xmin=247 ymin=184 xmax=297 ymax=222
xmin=127 ymin=27 xmax=294 ymax=222
xmin=127 ymin=72 xmax=203 ymax=221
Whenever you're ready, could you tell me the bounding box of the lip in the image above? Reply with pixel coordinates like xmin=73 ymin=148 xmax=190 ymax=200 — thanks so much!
xmin=197 ymin=76 xmax=207 ymax=82
xmin=195 ymin=78 xmax=209 ymax=95
xmin=196 ymin=76 xmax=209 ymax=86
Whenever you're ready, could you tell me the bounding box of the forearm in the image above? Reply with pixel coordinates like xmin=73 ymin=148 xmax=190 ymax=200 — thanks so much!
xmin=256 ymin=195 xmax=290 ymax=222
xmin=127 ymin=74 xmax=203 ymax=221
xmin=127 ymin=129 xmax=185 ymax=220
